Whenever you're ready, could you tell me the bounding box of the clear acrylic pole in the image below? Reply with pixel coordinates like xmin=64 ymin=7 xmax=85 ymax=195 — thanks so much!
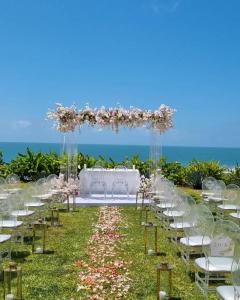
xmin=149 ymin=130 xmax=162 ymax=176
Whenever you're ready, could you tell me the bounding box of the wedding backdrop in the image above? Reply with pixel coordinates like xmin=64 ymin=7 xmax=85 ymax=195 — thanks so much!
xmin=47 ymin=103 xmax=176 ymax=187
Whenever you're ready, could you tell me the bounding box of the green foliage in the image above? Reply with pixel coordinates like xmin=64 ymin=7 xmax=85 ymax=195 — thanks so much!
xmin=8 ymin=148 xmax=60 ymax=181
xmin=159 ymin=157 xmax=186 ymax=185
xmin=0 ymin=148 xmax=237 ymax=191
xmin=223 ymin=165 xmax=240 ymax=185
xmin=185 ymin=160 xmax=224 ymax=189
xmin=0 ymin=150 xmax=3 ymax=165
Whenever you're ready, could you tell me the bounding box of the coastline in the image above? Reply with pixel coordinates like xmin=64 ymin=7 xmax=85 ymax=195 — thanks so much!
xmin=0 ymin=142 xmax=240 ymax=167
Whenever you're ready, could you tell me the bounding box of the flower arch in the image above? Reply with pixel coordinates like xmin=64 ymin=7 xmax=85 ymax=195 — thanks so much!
xmin=47 ymin=103 xmax=176 ymax=133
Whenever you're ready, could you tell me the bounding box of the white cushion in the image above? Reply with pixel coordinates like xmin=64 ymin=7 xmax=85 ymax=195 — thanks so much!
xmin=170 ymin=222 xmax=194 ymax=230
xmin=11 ymin=210 xmax=35 ymax=217
xmin=25 ymin=202 xmax=45 ymax=208
xmin=1 ymin=220 xmax=23 ymax=228
xmin=218 ymin=204 xmax=239 ymax=210
xmin=180 ymin=235 xmax=211 ymax=247
xmin=33 ymin=193 xmax=53 ymax=200
xmin=207 ymin=196 xmax=225 ymax=202
xmin=230 ymin=212 xmax=240 ymax=219
xmin=0 ymin=234 xmax=11 ymax=243
xmin=163 ymin=210 xmax=184 ymax=217
xmin=195 ymin=257 xmax=233 ymax=272
xmin=157 ymin=203 xmax=176 ymax=209
xmin=216 ymin=286 xmax=240 ymax=300
xmin=201 ymin=192 xmax=215 ymax=197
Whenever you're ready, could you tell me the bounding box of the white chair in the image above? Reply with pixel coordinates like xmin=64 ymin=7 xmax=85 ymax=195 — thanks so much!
xmin=180 ymin=204 xmax=214 ymax=263
xmin=160 ymin=191 xmax=184 ymax=229
xmin=90 ymin=166 xmax=107 ymax=198
xmin=112 ymin=171 xmax=129 ymax=199
xmin=169 ymin=194 xmax=196 ymax=244
xmin=0 ymin=200 xmax=23 ymax=248
xmin=155 ymin=180 xmax=177 ymax=219
xmin=204 ymin=180 xmax=226 ymax=216
xmin=216 ymin=247 xmax=240 ymax=300
xmin=195 ymin=219 xmax=240 ymax=297
xmin=5 ymin=173 xmax=22 ymax=194
xmin=23 ymin=184 xmax=45 ymax=221
xmin=217 ymin=184 xmax=240 ymax=219
xmin=202 ymin=177 xmax=218 ymax=198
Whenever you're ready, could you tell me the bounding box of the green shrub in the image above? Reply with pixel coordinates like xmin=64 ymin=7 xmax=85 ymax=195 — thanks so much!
xmin=0 ymin=150 xmax=3 ymax=165
xmin=223 ymin=165 xmax=240 ymax=185
xmin=185 ymin=160 xmax=224 ymax=189
xmin=161 ymin=161 xmax=186 ymax=186
xmin=8 ymin=148 xmax=60 ymax=181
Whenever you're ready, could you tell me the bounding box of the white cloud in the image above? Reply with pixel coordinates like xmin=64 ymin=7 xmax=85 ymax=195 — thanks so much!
xmin=150 ymin=0 xmax=181 ymax=14
xmin=12 ymin=120 xmax=32 ymax=129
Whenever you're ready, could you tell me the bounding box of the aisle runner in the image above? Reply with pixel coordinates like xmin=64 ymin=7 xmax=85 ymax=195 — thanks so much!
xmin=76 ymin=206 xmax=131 ymax=299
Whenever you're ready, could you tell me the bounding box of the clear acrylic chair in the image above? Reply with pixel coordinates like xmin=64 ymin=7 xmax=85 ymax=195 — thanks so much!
xmin=229 ymin=189 xmax=240 ymax=225
xmin=158 ymin=190 xmax=182 ymax=228
xmin=0 ymin=196 xmax=23 ymax=247
xmin=195 ymin=219 xmax=240 ymax=297
xmin=217 ymin=184 xmax=240 ymax=220
xmin=112 ymin=172 xmax=129 ymax=199
xmin=216 ymin=246 xmax=240 ymax=300
xmin=180 ymin=204 xmax=214 ymax=264
xmin=5 ymin=174 xmax=21 ymax=194
xmin=9 ymin=190 xmax=35 ymax=242
xmin=169 ymin=194 xmax=196 ymax=245
xmin=204 ymin=180 xmax=226 ymax=217
xmin=90 ymin=166 xmax=107 ymax=198
xmin=201 ymin=177 xmax=218 ymax=199
xmin=23 ymin=183 xmax=45 ymax=219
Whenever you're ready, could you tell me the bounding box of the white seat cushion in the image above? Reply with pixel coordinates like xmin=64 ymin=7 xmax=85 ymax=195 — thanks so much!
xmin=201 ymin=192 xmax=215 ymax=197
xmin=195 ymin=257 xmax=233 ymax=272
xmin=0 ymin=234 xmax=11 ymax=243
xmin=25 ymin=202 xmax=45 ymax=208
xmin=157 ymin=203 xmax=176 ymax=209
xmin=180 ymin=235 xmax=211 ymax=247
xmin=163 ymin=210 xmax=184 ymax=217
xmin=11 ymin=210 xmax=35 ymax=217
xmin=153 ymin=195 xmax=166 ymax=200
xmin=33 ymin=193 xmax=53 ymax=200
xmin=170 ymin=222 xmax=194 ymax=230
xmin=207 ymin=196 xmax=225 ymax=202
xmin=230 ymin=212 xmax=240 ymax=219
xmin=1 ymin=220 xmax=23 ymax=228
xmin=218 ymin=204 xmax=239 ymax=210
xmin=216 ymin=286 xmax=240 ymax=300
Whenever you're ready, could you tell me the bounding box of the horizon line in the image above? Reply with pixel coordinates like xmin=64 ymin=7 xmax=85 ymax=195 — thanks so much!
xmin=1 ymin=141 xmax=240 ymax=150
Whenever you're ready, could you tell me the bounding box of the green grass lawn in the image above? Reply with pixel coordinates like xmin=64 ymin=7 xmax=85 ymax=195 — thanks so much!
xmin=0 ymin=194 xmax=217 ymax=299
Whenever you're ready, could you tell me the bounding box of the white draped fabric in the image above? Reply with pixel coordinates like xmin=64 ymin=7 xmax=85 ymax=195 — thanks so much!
xmin=79 ymin=168 xmax=140 ymax=195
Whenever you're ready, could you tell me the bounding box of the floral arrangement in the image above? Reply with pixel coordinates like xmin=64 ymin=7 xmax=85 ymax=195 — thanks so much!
xmin=75 ymin=206 xmax=131 ymax=299
xmin=52 ymin=175 xmax=79 ymax=196
xmin=47 ymin=103 xmax=175 ymax=133
xmin=138 ymin=175 xmax=153 ymax=193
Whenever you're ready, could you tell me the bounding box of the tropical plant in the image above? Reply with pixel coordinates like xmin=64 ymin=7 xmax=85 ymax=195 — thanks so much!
xmin=0 ymin=150 xmax=3 ymax=165
xmin=185 ymin=160 xmax=224 ymax=189
xmin=223 ymin=165 xmax=240 ymax=186
xmin=160 ymin=160 xmax=186 ymax=185
xmin=8 ymin=148 xmax=60 ymax=181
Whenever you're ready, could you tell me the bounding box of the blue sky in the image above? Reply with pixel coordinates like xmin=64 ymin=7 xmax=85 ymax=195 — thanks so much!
xmin=0 ymin=0 xmax=240 ymax=147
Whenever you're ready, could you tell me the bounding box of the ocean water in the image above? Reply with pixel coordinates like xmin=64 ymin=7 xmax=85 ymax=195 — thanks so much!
xmin=0 ymin=142 xmax=240 ymax=167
